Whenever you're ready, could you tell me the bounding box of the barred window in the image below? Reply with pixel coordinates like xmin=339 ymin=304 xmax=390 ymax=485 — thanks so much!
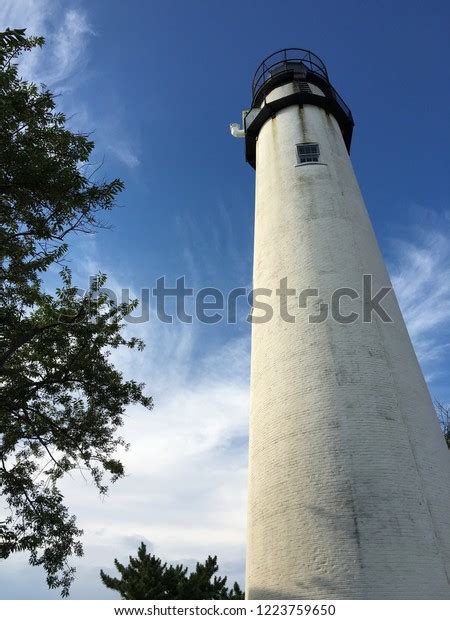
xmin=297 ymin=143 xmax=320 ymax=164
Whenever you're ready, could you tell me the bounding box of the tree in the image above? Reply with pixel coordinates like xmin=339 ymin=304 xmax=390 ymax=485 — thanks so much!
xmin=100 ymin=543 xmax=244 ymax=600
xmin=0 ymin=29 xmax=152 ymax=595
xmin=435 ymin=401 xmax=450 ymax=449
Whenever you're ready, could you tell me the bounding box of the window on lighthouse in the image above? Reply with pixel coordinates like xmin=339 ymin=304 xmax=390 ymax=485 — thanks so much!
xmin=297 ymin=143 xmax=320 ymax=164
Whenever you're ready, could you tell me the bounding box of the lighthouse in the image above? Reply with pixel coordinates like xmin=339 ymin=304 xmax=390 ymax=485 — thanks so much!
xmin=231 ymin=49 xmax=450 ymax=599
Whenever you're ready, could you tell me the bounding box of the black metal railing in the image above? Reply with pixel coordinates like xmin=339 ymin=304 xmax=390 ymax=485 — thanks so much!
xmin=332 ymin=88 xmax=353 ymax=124
xmin=244 ymin=48 xmax=354 ymax=167
xmin=252 ymin=48 xmax=329 ymax=104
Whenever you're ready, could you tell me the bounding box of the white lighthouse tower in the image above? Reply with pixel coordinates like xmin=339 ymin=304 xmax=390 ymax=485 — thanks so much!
xmin=231 ymin=49 xmax=450 ymax=599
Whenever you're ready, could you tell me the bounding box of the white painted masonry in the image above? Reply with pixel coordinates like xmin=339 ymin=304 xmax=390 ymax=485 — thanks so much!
xmin=246 ymin=81 xmax=450 ymax=599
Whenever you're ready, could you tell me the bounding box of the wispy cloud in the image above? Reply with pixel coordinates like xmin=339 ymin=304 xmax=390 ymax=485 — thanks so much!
xmin=0 ymin=0 xmax=140 ymax=170
xmin=106 ymin=141 xmax=140 ymax=169
xmin=44 ymin=8 xmax=94 ymax=87
xmin=0 ymin=1 xmax=93 ymax=88
xmin=0 ymin=0 xmax=52 ymax=41
xmin=389 ymin=221 xmax=450 ymax=379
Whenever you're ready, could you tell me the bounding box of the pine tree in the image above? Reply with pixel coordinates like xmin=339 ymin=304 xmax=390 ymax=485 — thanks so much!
xmin=100 ymin=543 xmax=244 ymax=599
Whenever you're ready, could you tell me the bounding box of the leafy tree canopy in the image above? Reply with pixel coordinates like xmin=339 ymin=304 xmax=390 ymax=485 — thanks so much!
xmin=100 ymin=543 xmax=244 ymax=600
xmin=0 ymin=28 xmax=152 ymax=596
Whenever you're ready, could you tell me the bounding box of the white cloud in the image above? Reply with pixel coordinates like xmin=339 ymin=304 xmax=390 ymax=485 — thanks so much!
xmin=0 ymin=0 xmax=52 ymax=38
xmin=0 ymin=1 xmax=93 ymax=88
xmin=43 ymin=8 xmax=94 ymax=87
xmin=106 ymin=142 xmax=140 ymax=169
xmin=389 ymin=227 xmax=450 ymax=377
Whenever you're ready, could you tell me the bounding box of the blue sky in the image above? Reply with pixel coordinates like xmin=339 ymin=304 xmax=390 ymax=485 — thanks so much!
xmin=1 ymin=0 xmax=450 ymax=599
